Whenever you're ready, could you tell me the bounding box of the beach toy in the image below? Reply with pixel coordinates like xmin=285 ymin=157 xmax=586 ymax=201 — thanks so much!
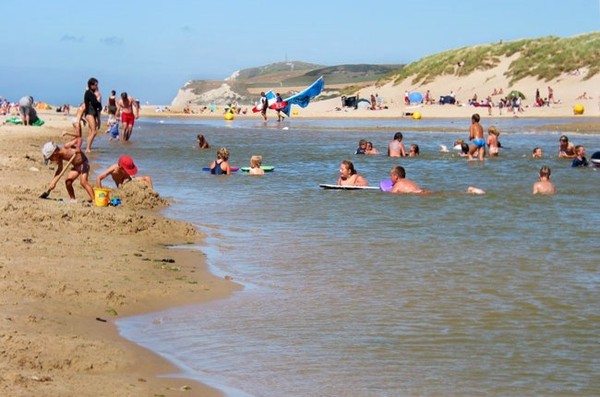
xmin=412 ymin=112 xmax=422 ymax=120
xmin=591 ymin=151 xmax=600 ymax=167
xmin=379 ymin=179 xmax=393 ymax=192
xmin=573 ymin=104 xmax=584 ymax=115
xmin=240 ymin=166 xmax=275 ymax=172
xmin=93 ymin=187 xmax=112 ymax=207
xmin=224 ymin=112 xmax=234 ymax=120
xmin=292 ymin=110 xmax=299 ymax=115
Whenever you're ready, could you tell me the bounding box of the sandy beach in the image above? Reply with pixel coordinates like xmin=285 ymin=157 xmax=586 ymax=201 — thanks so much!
xmin=0 ymin=114 xmax=241 ymax=396
xmin=1 ymin=59 xmax=599 ymax=396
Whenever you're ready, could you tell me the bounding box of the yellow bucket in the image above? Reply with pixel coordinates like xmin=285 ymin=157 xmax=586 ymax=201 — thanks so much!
xmin=93 ymin=187 xmax=112 ymax=207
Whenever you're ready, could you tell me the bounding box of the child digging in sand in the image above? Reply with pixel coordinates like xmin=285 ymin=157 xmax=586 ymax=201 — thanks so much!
xmin=42 ymin=140 xmax=95 ymax=202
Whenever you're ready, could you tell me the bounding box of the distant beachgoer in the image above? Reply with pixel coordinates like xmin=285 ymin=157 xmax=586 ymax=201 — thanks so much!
xmin=533 ymin=166 xmax=556 ymax=195
xmin=42 ymin=140 xmax=94 ymax=202
xmin=370 ymin=94 xmax=376 ymax=110
xmin=259 ymin=92 xmax=268 ymax=121
xmin=18 ymin=96 xmax=38 ymax=126
xmin=337 ymin=160 xmax=368 ymax=186
xmin=196 ymin=134 xmax=210 ymax=149
xmin=116 ymin=92 xmax=139 ymax=141
xmin=365 ymin=141 xmax=379 ymax=155
xmin=355 ymin=139 xmax=367 ymax=155
xmin=387 ymin=132 xmax=407 ymax=157
xmin=107 ymin=90 xmax=117 ymax=116
xmin=571 ymin=145 xmax=589 ymax=168
xmin=83 ymin=77 xmax=102 ymax=153
xmin=248 ymin=155 xmax=265 ymax=175
xmin=210 ymin=147 xmax=232 ymax=175
xmin=487 ymin=126 xmax=500 ymax=156
xmin=96 ymin=155 xmax=153 ymax=189
xmin=404 ymin=90 xmax=409 ymax=105
xmin=275 ymin=93 xmax=285 ymax=122
xmin=558 ymin=135 xmax=576 ymax=158
xmin=408 ymin=144 xmax=420 ymax=157
xmin=468 ymin=113 xmax=485 ymax=161
xmin=454 ymin=139 xmax=469 ymax=156
xmin=532 ymin=147 xmax=543 ymax=158
xmin=106 ymin=119 xmax=120 ymax=141
xmin=389 ymin=166 xmax=429 ymax=194
xmin=547 ymin=86 xmax=554 ymax=105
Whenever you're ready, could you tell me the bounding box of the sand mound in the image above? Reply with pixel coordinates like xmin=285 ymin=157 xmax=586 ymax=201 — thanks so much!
xmin=113 ymin=181 xmax=169 ymax=210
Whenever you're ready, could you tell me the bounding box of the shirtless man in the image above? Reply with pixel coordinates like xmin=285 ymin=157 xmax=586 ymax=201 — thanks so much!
xmin=389 ymin=166 xmax=430 ymax=194
xmin=387 ymin=132 xmax=406 ymax=157
xmin=42 ymin=140 xmax=94 ymax=201
xmin=116 ymin=92 xmax=140 ymax=141
xmin=96 ymin=155 xmax=153 ymax=189
xmin=532 ymin=166 xmax=556 ymax=195
xmin=558 ymin=135 xmax=576 ymax=158
xmin=467 ymin=113 xmax=485 ymax=161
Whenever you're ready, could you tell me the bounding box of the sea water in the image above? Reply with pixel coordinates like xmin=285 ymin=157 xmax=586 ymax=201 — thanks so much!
xmin=107 ymin=116 xmax=600 ymax=397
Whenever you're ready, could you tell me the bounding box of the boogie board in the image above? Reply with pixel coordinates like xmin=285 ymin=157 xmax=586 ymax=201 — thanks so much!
xmin=319 ymin=184 xmax=380 ymax=190
xmin=202 ymin=167 xmax=239 ymax=172
xmin=240 ymin=166 xmax=275 ymax=172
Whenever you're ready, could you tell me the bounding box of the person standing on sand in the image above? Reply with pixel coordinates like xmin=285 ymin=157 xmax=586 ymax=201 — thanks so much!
xmin=259 ymin=92 xmax=268 ymax=122
xmin=83 ymin=78 xmax=102 ymax=153
xmin=532 ymin=166 xmax=556 ymax=195
xmin=42 ymin=140 xmax=95 ymax=202
xmin=116 ymin=92 xmax=139 ymax=142
xmin=18 ymin=96 xmax=38 ymax=126
xmin=467 ymin=113 xmax=485 ymax=161
xmin=547 ymin=86 xmax=554 ymax=105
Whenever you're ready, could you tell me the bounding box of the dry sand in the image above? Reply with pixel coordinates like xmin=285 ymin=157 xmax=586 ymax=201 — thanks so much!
xmin=0 ymin=114 xmax=240 ymax=396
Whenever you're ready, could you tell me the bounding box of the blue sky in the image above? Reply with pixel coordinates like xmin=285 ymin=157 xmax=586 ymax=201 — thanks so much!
xmin=1 ymin=0 xmax=598 ymax=105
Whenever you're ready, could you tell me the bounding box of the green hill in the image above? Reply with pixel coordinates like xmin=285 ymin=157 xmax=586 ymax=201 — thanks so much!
xmin=380 ymin=32 xmax=600 ymax=87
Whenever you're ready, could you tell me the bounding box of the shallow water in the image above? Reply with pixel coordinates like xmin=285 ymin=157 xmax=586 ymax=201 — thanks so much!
xmin=110 ymin=117 xmax=600 ymax=397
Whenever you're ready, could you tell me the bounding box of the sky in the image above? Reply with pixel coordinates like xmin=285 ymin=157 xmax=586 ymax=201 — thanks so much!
xmin=1 ymin=0 xmax=598 ymax=105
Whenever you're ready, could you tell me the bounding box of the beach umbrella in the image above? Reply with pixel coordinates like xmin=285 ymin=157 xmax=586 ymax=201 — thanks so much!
xmin=507 ymin=90 xmax=526 ymax=99
xmin=408 ymin=92 xmax=423 ymax=104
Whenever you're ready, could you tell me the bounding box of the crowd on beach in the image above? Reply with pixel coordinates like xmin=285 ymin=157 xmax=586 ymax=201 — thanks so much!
xmin=27 ymin=77 xmax=152 ymax=203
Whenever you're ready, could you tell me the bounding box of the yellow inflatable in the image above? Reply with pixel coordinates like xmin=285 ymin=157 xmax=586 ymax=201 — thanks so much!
xmin=224 ymin=112 xmax=234 ymax=120
xmin=573 ymin=104 xmax=584 ymax=115
xmin=412 ymin=112 xmax=422 ymax=120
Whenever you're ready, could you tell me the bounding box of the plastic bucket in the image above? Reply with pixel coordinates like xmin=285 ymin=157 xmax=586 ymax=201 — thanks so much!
xmin=93 ymin=187 xmax=112 ymax=207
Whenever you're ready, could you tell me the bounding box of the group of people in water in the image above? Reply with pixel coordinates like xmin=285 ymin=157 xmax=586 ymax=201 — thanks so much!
xmin=197 ymin=134 xmax=265 ymax=175
xmin=343 ymin=113 xmax=596 ymax=195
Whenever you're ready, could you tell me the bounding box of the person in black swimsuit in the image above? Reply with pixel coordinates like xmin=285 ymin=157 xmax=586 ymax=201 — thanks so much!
xmin=209 ymin=147 xmax=232 ymax=175
xmin=84 ymin=77 xmax=102 ymax=153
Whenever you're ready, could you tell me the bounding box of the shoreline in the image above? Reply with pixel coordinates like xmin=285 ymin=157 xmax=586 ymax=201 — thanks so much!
xmin=1 ymin=109 xmax=598 ymax=396
xmin=0 ymin=114 xmax=241 ymax=396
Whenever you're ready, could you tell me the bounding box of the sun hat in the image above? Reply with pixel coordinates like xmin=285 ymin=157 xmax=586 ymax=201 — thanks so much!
xmin=118 ymin=155 xmax=138 ymax=176
xmin=42 ymin=142 xmax=58 ymax=161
